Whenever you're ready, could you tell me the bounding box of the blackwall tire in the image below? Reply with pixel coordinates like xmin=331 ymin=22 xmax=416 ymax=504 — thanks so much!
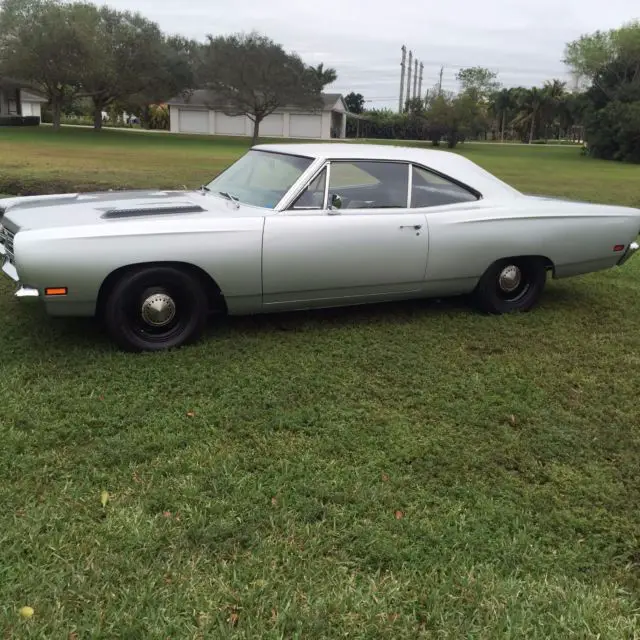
xmin=103 ymin=266 xmax=208 ymax=352
xmin=471 ymin=258 xmax=547 ymax=314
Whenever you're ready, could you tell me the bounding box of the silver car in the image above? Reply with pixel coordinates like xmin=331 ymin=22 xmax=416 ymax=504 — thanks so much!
xmin=1 ymin=143 xmax=639 ymax=351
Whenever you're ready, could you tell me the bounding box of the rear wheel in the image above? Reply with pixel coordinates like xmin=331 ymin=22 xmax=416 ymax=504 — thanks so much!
xmin=471 ymin=258 xmax=547 ymax=314
xmin=103 ymin=266 xmax=208 ymax=352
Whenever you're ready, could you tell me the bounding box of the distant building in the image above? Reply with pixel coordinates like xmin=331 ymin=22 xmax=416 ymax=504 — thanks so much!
xmin=167 ymin=91 xmax=347 ymax=139
xmin=0 ymin=78 xmax=47 ymax=123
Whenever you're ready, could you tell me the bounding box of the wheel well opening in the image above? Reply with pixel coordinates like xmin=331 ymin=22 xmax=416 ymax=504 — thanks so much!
xmin=493 ymin=255 xmax=555 ymax=275
xmin=96 ymin=262 xmax=227 ymax=316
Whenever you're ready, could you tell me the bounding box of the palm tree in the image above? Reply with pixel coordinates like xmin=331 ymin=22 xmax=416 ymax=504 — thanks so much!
xmin=514 ymin=87 xmax=547 ymax=143
xmin=309 ymin=63 xmax=337 ymax=88
xmin=541 ymin=79 xmax=567 ymax=139
xmin=489 ymin=88 xmax=515 ymax=142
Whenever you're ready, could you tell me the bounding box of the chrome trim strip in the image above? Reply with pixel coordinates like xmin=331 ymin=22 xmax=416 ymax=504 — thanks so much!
xmin=618 ymin=241 xmax=639 ymax=266
xmin=101 ymin=205 xmax=204 ymax=219
xmin=323 ymin=162 xmax=331 ymax=210
xmin=274 ymin=157 xmax=326 ymax=211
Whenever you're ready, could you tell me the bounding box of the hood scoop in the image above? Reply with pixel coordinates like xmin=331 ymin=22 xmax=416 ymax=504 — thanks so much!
xmin=101 ymin=204 xmax=205 ymax=219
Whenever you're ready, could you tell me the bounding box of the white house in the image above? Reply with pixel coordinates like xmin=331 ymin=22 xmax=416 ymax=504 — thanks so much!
xmin=0 ymin=78 xmax=47 ymax=121
xmin=167 ymin=91 xmax=348 ymax=140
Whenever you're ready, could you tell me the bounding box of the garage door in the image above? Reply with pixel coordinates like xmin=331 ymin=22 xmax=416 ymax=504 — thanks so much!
xmin=178 ymin=110 xmax=209 ymax=134
xmin=216 ymin=113 xmax=247 ymax=135
xmin=260 ymin=113 xmax=284 ymax=136
xmin=289 ymin=114 xmax=322 ymax=138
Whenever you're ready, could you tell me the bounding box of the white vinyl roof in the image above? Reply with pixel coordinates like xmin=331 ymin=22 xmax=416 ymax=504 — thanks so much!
xmin=254 ymin=143 xmax=522 ymax=199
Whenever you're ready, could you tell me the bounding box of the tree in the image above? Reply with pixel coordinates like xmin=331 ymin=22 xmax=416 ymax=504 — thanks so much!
xmin=565 ymin=21 xmax=640 ymax=161
xmin=424 ymin=93 xmax=451 ymax=145
xmin=103 ymin=34 xmax=198 ymax=130
xmin=489 ymin=88 xmax=515 ymax=142
xmin=539 ymin=79 xmax=566 ymax=139
xmin=344 ymin=92 xmax=365 ymax=114
xmin=423 ymin=90 xmax=480 ymax=148
xmin=513 ymin=87 xmax=548 ymax=143
xmin=308 ymin=62 xmax=337 ymax=89
xmin=456 ymin=66 xmax=500 ymax=102
xmin=564 ymin=22 xmax=640 ymax=97
xmin=78 ymin=7 xmax=170 ymax=130
xmin=0 ymin=0 xmax=94 ymax=129
xmin=198 ymin=32 xmax=329 ymax=144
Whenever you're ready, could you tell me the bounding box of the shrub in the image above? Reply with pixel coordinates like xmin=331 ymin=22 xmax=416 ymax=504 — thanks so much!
xmin=0 ymin=116 xmax=41 ymax=127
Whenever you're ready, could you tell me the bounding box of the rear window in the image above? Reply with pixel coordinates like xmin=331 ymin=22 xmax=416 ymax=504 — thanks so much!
xmin=411 ymin=165 xmax=479 ymax=208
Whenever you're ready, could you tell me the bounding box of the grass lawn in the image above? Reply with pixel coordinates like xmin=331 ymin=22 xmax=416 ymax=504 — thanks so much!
xmin=1 ymin=127 xmax=640 ymax=638
xmin=2 ymin=125 xmax=640 ymax=207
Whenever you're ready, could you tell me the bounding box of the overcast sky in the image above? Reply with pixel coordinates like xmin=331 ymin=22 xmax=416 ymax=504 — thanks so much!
xmin=98 ymin=0 xmax=638 ymax=109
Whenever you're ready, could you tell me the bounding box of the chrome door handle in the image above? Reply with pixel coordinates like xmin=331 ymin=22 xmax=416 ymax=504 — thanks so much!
xmin=400 ymin=224 xmax=422 ymax=230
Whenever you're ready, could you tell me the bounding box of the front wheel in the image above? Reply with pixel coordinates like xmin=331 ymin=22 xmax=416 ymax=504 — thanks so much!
xmin=103 ymin=266 xmax=208 ymax=352
xmin=471 ymin=258 xmax=547 ymax=314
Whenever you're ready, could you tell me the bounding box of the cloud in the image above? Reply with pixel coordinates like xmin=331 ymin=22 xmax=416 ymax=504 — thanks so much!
xmin=97 ymin=0 xmax=638 ymax=107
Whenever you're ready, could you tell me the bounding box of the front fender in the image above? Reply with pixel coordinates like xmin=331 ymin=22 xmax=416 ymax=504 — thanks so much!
xmin=14 ymin=217 xmax=265 ymax=316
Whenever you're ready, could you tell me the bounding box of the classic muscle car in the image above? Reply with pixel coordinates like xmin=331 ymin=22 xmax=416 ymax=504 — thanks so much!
xmin=1 ymin=143 xmax=639 ymax=351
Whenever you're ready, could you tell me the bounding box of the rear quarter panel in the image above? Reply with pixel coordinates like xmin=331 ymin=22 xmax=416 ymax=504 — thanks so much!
xmin=424 ymin=199 xmax=640 ymax=292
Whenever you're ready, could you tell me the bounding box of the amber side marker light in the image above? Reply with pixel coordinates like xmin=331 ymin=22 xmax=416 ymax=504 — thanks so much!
xmin=45 ymin=287 xmax=68 ymax=296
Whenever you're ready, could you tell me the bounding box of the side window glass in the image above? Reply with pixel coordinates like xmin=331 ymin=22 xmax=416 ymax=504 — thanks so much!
xmin=411 ymin=165 xmax=479 ymax=208
xmin=329 ymin=161 xmax=409 ymax=209
xmin=291 ymin=168 xmax=327 ymax=209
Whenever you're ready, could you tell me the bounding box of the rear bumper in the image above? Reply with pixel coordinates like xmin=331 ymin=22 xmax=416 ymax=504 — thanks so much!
xmin=618 ymin=241 xmax=639 ymax=266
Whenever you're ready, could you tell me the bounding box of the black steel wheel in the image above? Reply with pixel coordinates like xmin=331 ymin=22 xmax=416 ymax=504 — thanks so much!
xmin=471 ymin=258 xmax=547 ymax=314
xmin=104 ymin=266 xmax=208 ymax=352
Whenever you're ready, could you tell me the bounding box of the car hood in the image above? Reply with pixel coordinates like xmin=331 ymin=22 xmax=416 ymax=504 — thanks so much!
xmin=0 ymin=189 xmax=250 ymax=232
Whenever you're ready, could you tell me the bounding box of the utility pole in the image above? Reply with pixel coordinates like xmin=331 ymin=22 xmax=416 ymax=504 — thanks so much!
xmin=405 ymin=50 xmax=412 ymax=109
xmin=438 ymin=65 xmax=444 ymax=96
xmin=399 ymin=45 xmax=406 ymax=113
xmin=418 ymin=62 xmax=424 ymax=99
xmin=413 ymin=59 xmax=418 ymax=99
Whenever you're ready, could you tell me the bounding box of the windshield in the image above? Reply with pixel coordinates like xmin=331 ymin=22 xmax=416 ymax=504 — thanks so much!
xmin=205 ymin=150 xmax=313 ymax=209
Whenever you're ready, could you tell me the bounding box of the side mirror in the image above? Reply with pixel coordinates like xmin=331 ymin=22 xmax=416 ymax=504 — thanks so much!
xmin=328 ymin=193 xmax=342 ymax=211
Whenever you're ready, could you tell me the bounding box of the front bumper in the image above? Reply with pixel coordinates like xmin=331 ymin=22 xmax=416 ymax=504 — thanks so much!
xmin=1 ymin=259 xmax=40 ymax=300
xmin=618 ymin=241 xmax=639 ymax=266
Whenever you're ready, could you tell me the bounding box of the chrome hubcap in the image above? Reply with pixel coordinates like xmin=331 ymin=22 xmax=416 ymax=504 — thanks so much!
xmin=141 ymin=293 xmax=176 ymax=327
xmin=498 ymin=265 xmax=522 ymax=293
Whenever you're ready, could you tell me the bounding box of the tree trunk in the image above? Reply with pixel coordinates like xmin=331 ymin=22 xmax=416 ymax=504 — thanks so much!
xmin=251 ymin=117 xmax=261 ymax=145
xmin=529 ymin=112 xmax=536 ymax=144
xmin=93 ymin=105 xmax=103 ymax=131
xmin=51 ymin=96 xmax=62 ymax=131
xmin=501 ymin=112 xmax=506 ymax=143
xmin=139 ymin=105 xmax=151 ymax=129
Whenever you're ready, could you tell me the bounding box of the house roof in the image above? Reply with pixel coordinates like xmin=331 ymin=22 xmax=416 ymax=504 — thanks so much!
xmin=0 ymin=77 xmax=41 ymax=92
xmin=21 ymin=89 xmax=47 ymax=103
xmin=168 ymin=89 xmax=345 ymax=112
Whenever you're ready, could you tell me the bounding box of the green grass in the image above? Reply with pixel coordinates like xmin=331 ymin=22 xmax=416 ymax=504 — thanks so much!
xmin=2 ymin=126 xmax=640 ymax=206
xmin=1 ymin=127 xmax=640 ymax=638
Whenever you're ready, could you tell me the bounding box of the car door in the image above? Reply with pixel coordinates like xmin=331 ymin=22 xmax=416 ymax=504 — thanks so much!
xmin=262 ymin=160 xmax=429 ymax=307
